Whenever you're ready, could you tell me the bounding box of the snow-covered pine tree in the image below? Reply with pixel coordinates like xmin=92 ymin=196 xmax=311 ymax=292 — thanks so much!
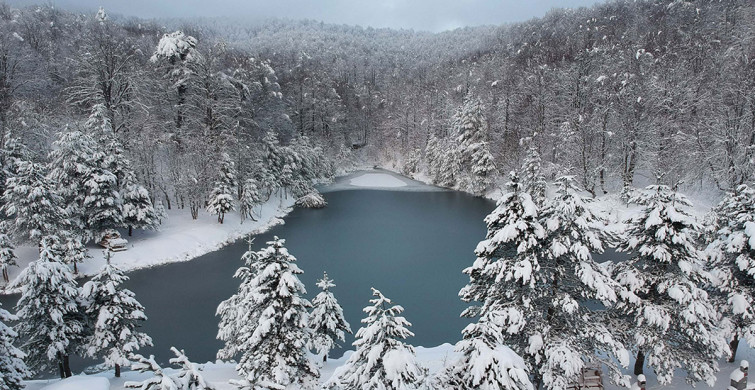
xmin=435 ymin=310 xmax=532 ymax=390
xmin=216 ymin=237 xmax=318 ymax=388
xmin=61 ymin=233 xmax=88 ymax=274
xmin=424 ymin=133 xmax=441 ymax=181
xmin=706 ymin=184 xmax=755 ymax=362
xmin=0 ymin=302 xmax=29 ymax=390
xmin=529 ymin=176 xmax=629 ymax=389
xmin=124 ymin=354 xmax=178 ymax=390
xmin=47 ymin=127 xmax=98 ymax=241
xmin=2 ymin=159 xmax=68 ymax=245
xmin=436 ymin=139 xmax=462 ymax=188
xmin=170 ymin=347 xmax=214 ymax=390
xmin=309 ymin=271 xmax=352 ymax=362
xmin=15 ymin=236 xmax=83 ymax=378
xmin=521 ymin=145 xmax=547 ymax=206
xmin=613 ymin=184 xmax=728 ymax=385
xmin=78 ymin=108 xmax=124 ymax=240
xmin=468 ymin=141 xmax=496 ymax=196
xmin=81 ymin=252 xmax=152 ymax=377
xmin=259 ymin=131 xmax=285 ymax=194
xmin=0 ymin=230 xmax=17 ymax=283
xmin=122 ymin=172 xmax=160 ymax=236
xmin=335 ymin=288 xmax=424 ymax=390
xmin=216 ymin=238 xmax=257 ymax=361
xmin=459 ymin=171 xmax=544 ymax=319
xmin=239 ymin=178 xmax=262 ymax=223
xmin=456 ymin=171 xmax=550 ymax=388
xmin=452 ymin=94 xmax=495 ymax=195
xmin=206 ymin=153 xmax=236 ymax=224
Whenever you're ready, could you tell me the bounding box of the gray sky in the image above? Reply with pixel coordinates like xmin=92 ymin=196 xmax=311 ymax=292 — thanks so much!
xmin=7 ymin=0 xmax=605 ymax=32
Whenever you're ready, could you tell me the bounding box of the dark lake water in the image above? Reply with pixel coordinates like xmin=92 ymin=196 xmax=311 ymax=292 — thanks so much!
xmin=1 ymin=188 xmax=499 ymax=374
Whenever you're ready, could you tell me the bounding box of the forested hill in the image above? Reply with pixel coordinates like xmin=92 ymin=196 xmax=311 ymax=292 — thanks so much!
xmin=0 ymin=0 xmax=752 ymax=210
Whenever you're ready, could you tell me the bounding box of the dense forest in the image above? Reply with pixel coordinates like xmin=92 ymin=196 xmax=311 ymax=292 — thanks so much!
xmin=0 ymin=0 xmax=751 ymax=213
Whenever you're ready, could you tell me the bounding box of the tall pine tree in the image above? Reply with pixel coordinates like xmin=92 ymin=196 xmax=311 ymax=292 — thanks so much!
xmin=0 ymin=230 xmax=17 ymax=283
xmin=308 ymin=271 xmax=352 ymax=362
xmin=0 ymin=302 xmax=29 ymax=390
xmin=206 ymin=153 xmax=236 ymax=224
xmin=335 ymin=288 xmax=424 ymax=390
xmin=216 ymin=237 xmax=318 ymax=389
xmin=81 ymin=252 xmax=152 ymax=377
xmin=15 ymin=236 xmax=83 ymax=378
xmin=706 ymin=184 xmax=755 ymax=362
xmin=613 ymin=184 xmax=728 ymax=385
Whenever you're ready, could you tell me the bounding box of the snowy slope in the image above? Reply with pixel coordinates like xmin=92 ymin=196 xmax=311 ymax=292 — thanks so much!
xmin=0 ymin=192 xmax=296 ymax=294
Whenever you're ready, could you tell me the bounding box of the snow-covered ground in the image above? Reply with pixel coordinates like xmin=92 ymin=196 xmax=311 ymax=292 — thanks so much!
xmin=349 ymin=172 xmax=407 ymax=188
xmin=322 ymin=169 xmax=446 ymax=193
xmin=22 ymin=342 xmax=755 ymax=390
xmin=23 ymin=344 xmax=460 ymax=390
xmin=0 ymin=193 xmax=296 ymax=294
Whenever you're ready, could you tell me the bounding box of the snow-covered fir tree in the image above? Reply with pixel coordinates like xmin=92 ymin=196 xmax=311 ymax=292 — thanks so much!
xmin=2 ymin=159 xmax=68 ymax=245
xmin=170 ymin=347 xmax=214 ymax=390
xmin=0 ymin=230 xmax=17 ymax=283
xmin=61 ymin=233 xmax=88 ymax=274
xmin=612 ymin=184 xmax=728 ymax=385
xmin=309 ymin=272 xmax=352 ymax=362
xmin=216 ymin=237 xmax=318 ymax=389
xmin=81 ymin=252 xmax=152 ymax=377
xmin=435 ymin=310 xmax=532 ymax=390
xmin=0 ymin=302 xmax=29 ymax=390
xmin=206 ymin=153 xmax=237 ymax=224
xmin=259 ymin=131 xmax=285 ymax=197
xmin=334 ymin=288 xmax=425 ymax=390
xmin=15 ymin=236 xmax=83 ymax=378
xmin=47 ymin=127 xmax=98 ymax=240
xmin=452 ymin=94 xmax=495 ymax=195
xmin=82 ymin=154 xmax=122 ymax=239
xmin=521 ymin=144 xmax=547 ymax=206
xmin=530 ymin=176 xmax=629 ymax=388
xmin=125 ymin=354 xmax=178 ymax=390
xmin=706 ymin=184 xmax=755 ymax=362
xmin=239 ymin=178 xmax=262 ymax=223
xmin=122 ymin=172 xmax=160 ymax=236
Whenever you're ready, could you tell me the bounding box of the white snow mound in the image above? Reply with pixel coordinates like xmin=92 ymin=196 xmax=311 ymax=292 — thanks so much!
xmin=349 ymin=173 xmax=407 ymax=188
xmin=41 ymin=376 xmax=109 ymax=390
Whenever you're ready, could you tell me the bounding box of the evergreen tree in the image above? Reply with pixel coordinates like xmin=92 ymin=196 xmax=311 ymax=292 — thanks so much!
xmin=706 ymin=184 xmax=755 ymax=362
xmin=81 ymin=252 xmax=152 ymax=377
xmin=452 ymin=94 xmax=495 ymax=195
xmin=335 ymin=288 xmax=424 ymax=390
xmin=239 ymin=178 xmax=262 ymax=223
xmin=15 ymin=236 xmax=83 ymax=378
xmin=61 ymin=233 xmax=88 ymax=275
xmin=216 ymin=237 xmax=318 ymax=389
xmin=2 ymin=160 xmax=68 ymax=245
xmin=206 ymin=153 xmax=236 ymax=224
xmin=47 ymin=127 xmax=98 ymax=240
xmin=0 ymin=302 xmax=30 ymax=390
xmin=308 ymin=271 xmax=352 ymax=362
xmin=612 ymin=184 xmax=728 ymax=385
xmin=436 ymin=310 xmax=532 ymax=390
xmin=521 ymin=145 xmax=547 ymax=206
xmin=530 ymin=176 xmax=629 ymax=389
xmin=122 ymin=173 xmax=160 ymax=236
xmin=0 ymin=230 xmax=17 ymax=283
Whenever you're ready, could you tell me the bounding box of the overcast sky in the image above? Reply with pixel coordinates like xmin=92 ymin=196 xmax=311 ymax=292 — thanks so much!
xmin=6 ymin=0 xmax=605 ymax=32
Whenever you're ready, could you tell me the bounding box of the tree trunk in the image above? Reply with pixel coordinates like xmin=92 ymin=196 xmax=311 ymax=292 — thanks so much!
xmin=2 ymin=267 xmax=8 ymax=283
xmin=729 ymin=333 xmax=740 ymax=363
xmin=128 ymin=225 xmax=133 ymax=236
xmin=57 ymin=352 xmax=65 ymax=379
xmin=634 ymin=350 xmax=645 ymax=376
xmin=115 ymin=363 xmax=121 ymax=378
xmin=323 ymin=354 xmax=327 ymax=363
xmin=73 ymin=261 xmax=78 ymax=275
xmin=64 ymin=354 xmax=72 ymax=378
